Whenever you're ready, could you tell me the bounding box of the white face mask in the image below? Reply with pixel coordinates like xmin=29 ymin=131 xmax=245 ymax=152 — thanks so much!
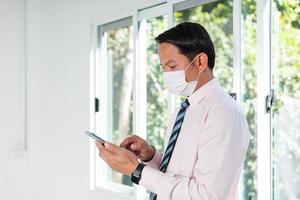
xmin=163 ymin=56 xmax=200 ymax=96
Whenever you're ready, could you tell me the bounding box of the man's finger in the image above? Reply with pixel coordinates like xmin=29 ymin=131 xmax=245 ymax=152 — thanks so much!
xmin=99 ymin=150 xmax=110 ymax=163
xmin=105 ymin=142 xmax=119 ymax=153
xmin=119 ymin=137 xmax=134 ymax=147
xmin=119 ymin=136 xmax=136 ymax=147
xmin=96 ymin=141 xmax=104 ymax=150
xmin=130 ymin=143 xmax=140 ymax=151
xmin=96 ymin=141 xmax=113 ymax=156
xmin=98 ymin=143 xmax=116 ymax=160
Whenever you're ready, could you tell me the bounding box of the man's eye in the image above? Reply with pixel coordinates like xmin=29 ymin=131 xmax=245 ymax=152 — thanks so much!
xmin=170 ymin=66 xmax=176 ymax=68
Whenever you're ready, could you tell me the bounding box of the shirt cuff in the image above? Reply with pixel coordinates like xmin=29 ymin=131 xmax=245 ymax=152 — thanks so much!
xmin=142 ymin=149 xmax=162 ymax=170
xmin=139 ymin=166 xmax=164 ymax=193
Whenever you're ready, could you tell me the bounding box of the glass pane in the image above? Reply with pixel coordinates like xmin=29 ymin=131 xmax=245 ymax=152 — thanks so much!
xmin=241 ymin=0 xmax=257 ymax=199
xmin=174 ymin=0 xmax=233 ymax=92
xmin=106 ymin=25 xmax=134 ymax=187
xmin=143 ymin=16 xmax=168 ymax=152
xmin=271 ymin=1 xmax=300 ymax=199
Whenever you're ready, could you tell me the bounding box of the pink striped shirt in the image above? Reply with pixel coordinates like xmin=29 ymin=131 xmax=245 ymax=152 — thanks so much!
xmin=140 ymin=78 xmax=250 ymax=200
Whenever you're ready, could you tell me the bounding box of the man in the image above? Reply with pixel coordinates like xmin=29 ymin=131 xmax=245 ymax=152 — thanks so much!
xmin=96 ymin=22 xmax=250 ymax=200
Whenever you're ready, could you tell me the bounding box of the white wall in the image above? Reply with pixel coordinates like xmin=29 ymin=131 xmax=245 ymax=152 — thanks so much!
xmin=0 ymin=0 xmax=43 ymax=199
xmin=0 ymin=0 xmax=161 ymax=199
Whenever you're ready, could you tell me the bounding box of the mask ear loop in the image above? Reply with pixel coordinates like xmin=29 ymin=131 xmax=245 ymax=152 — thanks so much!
xmin=185 ymin=55 xmax=201 ymax=81
xmin=195 ymin=68 xmax=201 ymax=81
xmin=195 ymin=54 xmax=202 ymax=82
xmin=184 ymin=55 xmax=199 ymax=71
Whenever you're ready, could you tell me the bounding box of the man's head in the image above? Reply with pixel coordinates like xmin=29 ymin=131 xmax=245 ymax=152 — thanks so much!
xmin=155 ymin=22 xmax=215 ymax=84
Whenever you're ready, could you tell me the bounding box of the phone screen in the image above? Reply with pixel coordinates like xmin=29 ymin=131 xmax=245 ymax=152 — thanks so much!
xmin=85 ymin=131 xmax=106 ymax=144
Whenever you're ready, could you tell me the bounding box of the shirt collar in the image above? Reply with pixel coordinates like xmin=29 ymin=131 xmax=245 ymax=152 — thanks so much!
xmin=187 ymin=78 xmax=219 ymax=108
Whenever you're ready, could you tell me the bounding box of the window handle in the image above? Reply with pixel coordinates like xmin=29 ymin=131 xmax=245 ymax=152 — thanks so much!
xmin=266 ymin=89 xmax=275 ymax=113
xmin=95 ymin=98 xmax=99 ymax=113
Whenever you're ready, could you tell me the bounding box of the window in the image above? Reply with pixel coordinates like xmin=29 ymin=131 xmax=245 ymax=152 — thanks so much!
xmin=271 ymin=0 xmax=300 ymax=199
xmin=106 ymin=22 xmax=134 ymax=187
xmin=94 ymin=17 xmax=134 ymax=193
xmin=90 ymin=0 xmax=299 ymax=199
xmin=241 ymin=0 xmax=257 ymax=199
xmin=137 ymin=10 xmax=169 ymax=197
xmin=142 ymin=15 xmax=169 ymax=152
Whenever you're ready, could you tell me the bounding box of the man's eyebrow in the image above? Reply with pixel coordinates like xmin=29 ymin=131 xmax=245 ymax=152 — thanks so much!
xmin=160 ymin=59 xmax=176 ymax=67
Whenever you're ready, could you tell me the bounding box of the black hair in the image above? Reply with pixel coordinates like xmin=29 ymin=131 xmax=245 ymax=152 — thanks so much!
xmin=155 ymin=22 xmax=215 ymax=70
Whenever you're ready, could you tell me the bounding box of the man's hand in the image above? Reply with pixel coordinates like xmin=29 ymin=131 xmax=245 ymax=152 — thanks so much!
xmin=96 ymin=141 xmax=139 ymax=176
xmin=120 ymin=135 xmax=155 ymax=162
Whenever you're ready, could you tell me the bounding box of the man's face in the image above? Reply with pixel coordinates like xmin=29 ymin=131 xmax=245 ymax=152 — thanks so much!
xmin=158 ymin=42 xmax=199 ymax=82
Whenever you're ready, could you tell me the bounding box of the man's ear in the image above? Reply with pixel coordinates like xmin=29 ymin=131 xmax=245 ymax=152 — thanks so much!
xmin=196 ymin=53 xmax=208 ymax=72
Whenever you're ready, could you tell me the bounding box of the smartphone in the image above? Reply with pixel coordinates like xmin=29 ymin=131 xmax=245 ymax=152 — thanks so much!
xmin=85 ymin=131 xmax=106 ymax=145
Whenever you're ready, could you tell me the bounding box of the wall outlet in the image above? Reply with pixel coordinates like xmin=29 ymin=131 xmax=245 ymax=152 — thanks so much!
xmin=10 ymin=150 xmax=28 ymax=162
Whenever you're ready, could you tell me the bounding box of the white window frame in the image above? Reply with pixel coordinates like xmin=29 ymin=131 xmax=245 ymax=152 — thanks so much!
xmin=89 ymin=0 xmax=274 ymax=199
xmin=257 ymin=0 xmax=272 ymax=199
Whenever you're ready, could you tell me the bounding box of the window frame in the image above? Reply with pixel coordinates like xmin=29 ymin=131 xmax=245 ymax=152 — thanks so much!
xmin=257 ymin=0 xmax=272 ymax=199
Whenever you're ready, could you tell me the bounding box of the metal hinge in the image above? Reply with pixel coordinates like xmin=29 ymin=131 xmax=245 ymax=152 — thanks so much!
xmin=266 ymin=89 xmax=275 ymax=113
xmin=95 ymin=98 xmax=99 ymax=113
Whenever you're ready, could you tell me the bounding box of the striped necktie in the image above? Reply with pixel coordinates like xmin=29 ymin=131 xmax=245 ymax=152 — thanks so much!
xmin=149 ymin=98 xmax=190 ymax=200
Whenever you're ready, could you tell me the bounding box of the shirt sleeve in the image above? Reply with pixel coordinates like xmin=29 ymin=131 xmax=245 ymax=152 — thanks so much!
xmin=139 ymin=104 xmax=250 ymax=200
xmin=142 ymin=149 xmax=163 ymax=170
